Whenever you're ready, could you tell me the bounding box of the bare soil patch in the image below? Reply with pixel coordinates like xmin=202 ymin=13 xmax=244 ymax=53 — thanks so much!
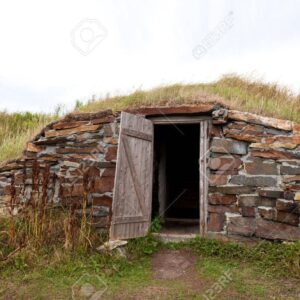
xmin=151 ymin=249 xmax=197 ymax=280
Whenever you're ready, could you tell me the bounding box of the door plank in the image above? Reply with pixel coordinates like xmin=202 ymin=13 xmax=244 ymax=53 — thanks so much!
xmin=121 ymin=135 xmax=147 ymax=215
xmin=110 ymin=112 xmax=154 ymax=240
xmin=122 ymin=128 xmax=153 ymax=142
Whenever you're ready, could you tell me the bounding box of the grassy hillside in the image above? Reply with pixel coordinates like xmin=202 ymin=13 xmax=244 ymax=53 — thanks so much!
xmin=1 ymin=75 xmax=300 ymax=163
xmin=0 ymin=112 xmax=56 ymax=162
xmin=77 ymin=75 xmax=300 ymax=122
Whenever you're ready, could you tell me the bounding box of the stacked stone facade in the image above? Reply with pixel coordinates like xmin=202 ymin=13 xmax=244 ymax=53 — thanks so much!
xmin=209 ymin=108 xmax=300 ymax=240
xmin=1 ymin=105 xmax=300 ymax=241
xmin=0 ymin=109 xmax=119 ymax=227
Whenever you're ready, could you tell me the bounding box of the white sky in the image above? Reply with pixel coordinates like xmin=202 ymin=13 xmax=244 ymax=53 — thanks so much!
xmin=0 ymin=0 xmax=299 ymax=112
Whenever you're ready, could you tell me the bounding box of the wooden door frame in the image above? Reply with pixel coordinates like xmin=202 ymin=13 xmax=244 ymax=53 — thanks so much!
xmin=148 ymin=116 xmax=211 ymax=237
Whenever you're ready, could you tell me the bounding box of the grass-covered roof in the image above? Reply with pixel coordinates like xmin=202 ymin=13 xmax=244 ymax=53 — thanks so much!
xmin=1 ymin=75 xmax=300 ymax=162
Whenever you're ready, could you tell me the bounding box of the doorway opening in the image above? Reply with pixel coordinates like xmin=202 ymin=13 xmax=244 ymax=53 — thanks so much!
xmin=152 ymin=124 xmax=200 ymax=235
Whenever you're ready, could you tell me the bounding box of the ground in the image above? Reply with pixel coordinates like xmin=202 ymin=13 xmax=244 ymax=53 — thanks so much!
xmin=1 ymin=244 xmax=300 ymax=300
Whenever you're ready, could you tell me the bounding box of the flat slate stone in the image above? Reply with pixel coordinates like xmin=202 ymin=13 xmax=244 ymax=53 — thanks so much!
xmin=264 ymin=135 xmax=300 ymax=145
xmin=258 ymin=188 xmax=284 ymax=198
xmin=63 ymin=110 xmax=113 ymax=121
xmin=211 ymin=138 xmax=248 ymax=155
xmin=223 ymin=122 xmax=268 ymax=143
xmin=250 ymin=142 xmax=297 ymax=150
xmin=276 ymin=199 xmax=297 ymax=212
xmin=241 ymin=207 xmax=255 ymax=217
xmin=228 ymin=110 xmax=293 ymax=131
xmin=45 ymin=124 xmax=102 ymax=138
xmin=52 ymin=120 xmax=90 ymax=130
xmin=208 ymin=205 xmax=238 ymax=214
xmin=209 ymin=175 xmax=229 ymax=186
xmin=207 ymin=212 xmax=225 ymax=232
xmin=227 ymin=216 xmax=256 ymax=237
xmin=244 ymin=160 xmax=278 ymax=175
xmin=209 ymin=156 xmax=242 ymax=171
xmin=276 ymin=211 xmax=299 ymax=226
xmin=238 ymin=195 xmax=260 ymax=207
xmin=280 ymin=165 xmax=300 ymax=175
xmin=251 ymin=149 xmax=300 ymax=160
xmin=208 ymin=193 xmax=237 ymax=205
xmin=256 ymin=219 xmax=300 ymax=241
xmin=258 ymin=207 xmax=275 ymax=220
xmin=209 ymin=186 xmax=255 ymax=195
xmin=257 ymin=197 xmax=277 ymax=207
xmin=230 ymin=175 xmax=277 ymax=187
xmin=283 ymin=175 xmax=300 ymax=183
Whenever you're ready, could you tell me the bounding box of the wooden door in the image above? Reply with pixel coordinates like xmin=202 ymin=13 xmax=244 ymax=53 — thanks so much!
xmin=110 ymin=112 xmax=154 ymax=240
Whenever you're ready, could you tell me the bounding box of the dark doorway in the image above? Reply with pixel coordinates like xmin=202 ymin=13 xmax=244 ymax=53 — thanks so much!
xmin=152 ymin=124 xmax=200 ymax=234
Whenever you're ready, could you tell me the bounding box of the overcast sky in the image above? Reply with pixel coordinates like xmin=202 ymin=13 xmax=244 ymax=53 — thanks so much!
xmin=0 ymin=0 xmax=299 ymax=113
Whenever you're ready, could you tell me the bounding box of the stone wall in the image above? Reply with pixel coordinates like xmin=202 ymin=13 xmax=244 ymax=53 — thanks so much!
xmin=0 ymin=109 xmax=120 ymax=227
xmin=208 ymin=109 xmax=300 ymax=241
xmin=1 ymin=105 xmax=300 ymax=241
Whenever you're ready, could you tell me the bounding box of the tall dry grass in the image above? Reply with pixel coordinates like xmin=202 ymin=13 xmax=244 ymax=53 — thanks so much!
xmin=1 ymin=75 xmax=300 ymax=163
xmin=0 ymin=201 xmax=106 ymax=264
xmin=78 ymin=74 xmax=300 ymax=122
xmin=0 ymin=111 xmax=57 ymax=162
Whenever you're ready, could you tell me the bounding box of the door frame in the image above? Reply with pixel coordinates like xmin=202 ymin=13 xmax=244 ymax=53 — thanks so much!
xmin=148 ymin=115 xmax=211 ymax=237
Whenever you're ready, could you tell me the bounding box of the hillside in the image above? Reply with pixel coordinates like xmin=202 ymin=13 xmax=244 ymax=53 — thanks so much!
xmin=0 ymin=112 xmax=56 ymax=162
xmin=1 ymin=75 xmax=300 ymax=163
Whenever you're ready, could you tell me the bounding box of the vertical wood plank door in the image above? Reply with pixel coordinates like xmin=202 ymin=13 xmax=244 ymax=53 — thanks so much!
xmin=110 ymin=112 xmax=154 ymax=240
xmin=199 ymin=120 xmax=209 ymax=236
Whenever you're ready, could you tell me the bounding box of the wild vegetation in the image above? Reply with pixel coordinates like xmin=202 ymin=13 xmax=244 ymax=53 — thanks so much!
xmin=0 ymin=111 xmax=57 ymax=162
xmin=78 ymin=75 xmax=300 ymax=122
xmin=1 ymin=75 xmax=300 ymax=298
xmin=1 ymin=75 xmax=300 ymax=163
xmin=1 ymin=219 xmax=300 ymax=299
xmin=1 ymin=207 xmax=300 ymax=296
xmin=1 ymin=194 xmax=300 ymax=298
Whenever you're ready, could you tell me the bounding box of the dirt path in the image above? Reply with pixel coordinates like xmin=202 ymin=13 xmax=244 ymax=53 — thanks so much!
xmin=152 ymin=249 xmax=197 ymax=280
xmin=111 ymin=249 xmax=300 ymax=300
xmin=112 ymin=249 xmax=207 ymax=300
xmin=3 ymin=249 xmax=300 ymax=299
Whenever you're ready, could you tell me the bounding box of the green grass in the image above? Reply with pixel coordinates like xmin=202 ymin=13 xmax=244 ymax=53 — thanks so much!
xmin=77 ymin=74 xmax=300 ymax=123
xmin=2 ymin=74 xmax=300 ymax=163
xmin=187 ymin=237 xmax=300 ymax=277
xmin=0 ymin=111 xmax=57 ymax=162
xmin=1 ymin=235 xmax=300 ymax=299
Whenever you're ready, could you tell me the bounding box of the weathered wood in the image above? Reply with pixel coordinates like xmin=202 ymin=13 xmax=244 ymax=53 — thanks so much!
xmin=121 ymin=136 xmax=147 ymax=215
xmin=199 ymin=120 xmax=210 ymax=236
xmin=113 ymin=216 xmax=148 ymax=223
xmin=126 ymin=104 xmax=218 ymax=116
xmin=149 ymin=115 xmax=211 ymax=124
xmin=122 ymin=128 xmax=153 ymax=142
xmin=110 ymin=112 xmax=153 ymax=240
